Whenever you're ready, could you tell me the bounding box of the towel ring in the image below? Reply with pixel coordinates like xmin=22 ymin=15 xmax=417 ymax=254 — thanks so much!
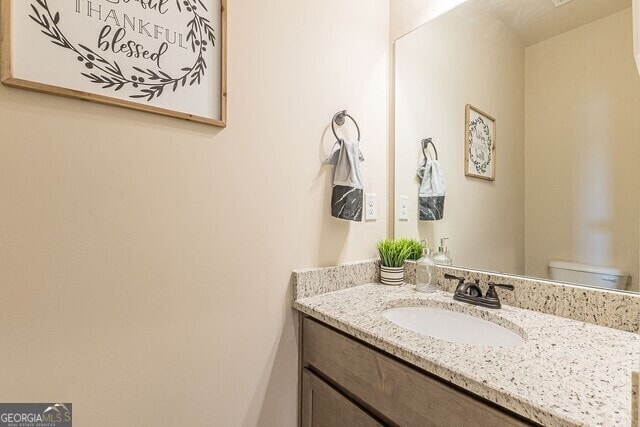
xmin=422 ymin=138 xmax=438 ymax=161
xmin=332 ymin=110 xmax=361 ymax=142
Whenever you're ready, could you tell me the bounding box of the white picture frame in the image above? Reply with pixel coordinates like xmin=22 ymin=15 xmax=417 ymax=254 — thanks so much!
xmin=1 ymin=0 xmax=227 ymax=126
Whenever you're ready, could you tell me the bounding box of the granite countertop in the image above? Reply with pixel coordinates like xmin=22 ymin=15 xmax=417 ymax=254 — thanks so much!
xmin=294 ymin=283 xmax=640 ymax=426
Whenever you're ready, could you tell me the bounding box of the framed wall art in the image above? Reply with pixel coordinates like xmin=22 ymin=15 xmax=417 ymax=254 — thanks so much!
xmin=465 ymin=104 xmax=495 ymax=180
xmin=0 ymin=0 xmax=226 ymax=127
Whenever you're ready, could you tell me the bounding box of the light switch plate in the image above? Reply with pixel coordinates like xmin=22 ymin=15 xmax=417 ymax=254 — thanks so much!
xmin=399 ymin=196 xmax=409 ymax=221
xmin=365 ymin=193 xmax=378 ymax=221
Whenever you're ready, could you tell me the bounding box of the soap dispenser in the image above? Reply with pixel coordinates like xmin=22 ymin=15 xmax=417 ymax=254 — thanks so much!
xmin=415 ymin=239 xmax=437 ymax=293
xmin=432 ymin=238 xmax=453 ymax=266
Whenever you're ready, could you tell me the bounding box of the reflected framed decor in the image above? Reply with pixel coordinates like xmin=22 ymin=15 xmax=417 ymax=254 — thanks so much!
xmin=0 ymin=0 xmax=227 ymax=127
xmin=465 ymin=104 xmax=495 ymax=180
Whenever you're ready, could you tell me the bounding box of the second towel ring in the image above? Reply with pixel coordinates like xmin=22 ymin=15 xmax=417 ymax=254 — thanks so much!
xmin=422 ymin=138 xmax=438 ymax=160
xmin=332 ymin=110 xmax=361 ymax=142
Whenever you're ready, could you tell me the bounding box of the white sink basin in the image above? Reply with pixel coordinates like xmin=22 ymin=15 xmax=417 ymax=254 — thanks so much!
xmin=382 ymin=306 xmax=525 ymax=347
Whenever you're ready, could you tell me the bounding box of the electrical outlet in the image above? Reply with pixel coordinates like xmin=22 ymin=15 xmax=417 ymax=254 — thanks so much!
xmin=365 ymin=193 xmax=378 ymax=221
xmin=399 ymin=196 xmax=409 ymax=221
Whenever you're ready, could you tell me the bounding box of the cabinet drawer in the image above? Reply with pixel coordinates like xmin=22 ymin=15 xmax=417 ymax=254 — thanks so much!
xmin=302 ymin=369 xmax=384 ymax=427
xmin=302 ymin=317 xmax=533 ymax=427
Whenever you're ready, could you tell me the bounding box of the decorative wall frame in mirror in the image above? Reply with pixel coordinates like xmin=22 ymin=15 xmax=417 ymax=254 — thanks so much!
xmin=465 ymin=104 xmax=496 ymax=181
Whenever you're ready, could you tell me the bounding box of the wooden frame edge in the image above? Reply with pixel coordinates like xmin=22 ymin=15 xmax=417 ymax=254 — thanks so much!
xmin=0 ymin=0 xmax=12 ymax=83
xmin=464 ymin=103 xmax=496 ymax=181
xmin=219 ymin=0 xmax=227 ymax=127
xmin=0 ymin=0 xmax=227 ymax=128
xmin=464 ymin=104 xmax=471 ymax=179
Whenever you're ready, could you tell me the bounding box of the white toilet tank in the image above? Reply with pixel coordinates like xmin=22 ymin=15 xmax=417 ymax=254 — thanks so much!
xmin=548 ymin=260 xmax=629 ymax=290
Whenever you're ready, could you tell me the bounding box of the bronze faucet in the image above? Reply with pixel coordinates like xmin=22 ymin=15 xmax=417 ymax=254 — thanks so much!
xmin=444 ymin=274 xmax=514 ymax=309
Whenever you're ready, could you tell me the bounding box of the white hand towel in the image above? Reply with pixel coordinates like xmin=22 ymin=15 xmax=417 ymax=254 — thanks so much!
xmin=417 ymin=158 xmax=445 ymax=221
xmin=327 ymin=139 xmax=364 ymax=221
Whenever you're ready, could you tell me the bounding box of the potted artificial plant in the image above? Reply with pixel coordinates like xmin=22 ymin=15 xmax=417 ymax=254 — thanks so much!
xmin=377 ymin=238 xmax=423 ymax=285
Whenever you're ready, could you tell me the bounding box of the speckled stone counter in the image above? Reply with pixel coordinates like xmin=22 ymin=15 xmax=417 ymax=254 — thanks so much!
xmin=292 ymin=259 xmax=640 ymax=333
xmin=293 ymin=283 xmax=640 ymax=426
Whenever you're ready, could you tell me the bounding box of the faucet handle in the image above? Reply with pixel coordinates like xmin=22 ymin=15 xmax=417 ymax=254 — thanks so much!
xmin=486 ymin=283 xmax=514 ymax=299
xmin=444 ymin=274 xmax=465 ymax=285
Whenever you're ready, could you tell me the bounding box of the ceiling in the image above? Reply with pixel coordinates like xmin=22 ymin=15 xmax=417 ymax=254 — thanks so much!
xmin=487 ymin=0 xmax=632 ymax=46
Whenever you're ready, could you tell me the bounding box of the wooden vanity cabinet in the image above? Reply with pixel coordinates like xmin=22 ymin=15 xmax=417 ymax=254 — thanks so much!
xmin=300 ymin=316 xmax=536 ymax=427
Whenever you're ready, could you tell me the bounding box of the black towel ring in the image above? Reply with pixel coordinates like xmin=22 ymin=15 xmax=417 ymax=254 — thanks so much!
xmin=422 ymin=138 xmax=438 ymax=161
xmin=332 ymin=110 xmax=361 ymax=142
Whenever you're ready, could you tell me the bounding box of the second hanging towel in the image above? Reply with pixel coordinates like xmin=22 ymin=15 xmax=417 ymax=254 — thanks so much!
xmin=417 ymin=157 xmax=445 ymax=220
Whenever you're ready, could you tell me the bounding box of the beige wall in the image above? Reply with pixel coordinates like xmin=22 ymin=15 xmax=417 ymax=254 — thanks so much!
xmin=390 ymin=0 xmax=467 ymax=42
xmin=525 ymin=8 xmax=640 ymax=290
xmin=394 ymin=0 xmax=526 ymax=274
xmin=0 ymin=1 xmax=390 ymax=425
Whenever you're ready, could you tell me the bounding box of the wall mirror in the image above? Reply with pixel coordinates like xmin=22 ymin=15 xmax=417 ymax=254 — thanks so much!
xmin=394 ymin=0 xmax=640 ymax=293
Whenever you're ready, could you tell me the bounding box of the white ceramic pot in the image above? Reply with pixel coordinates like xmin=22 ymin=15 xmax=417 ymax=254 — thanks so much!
xmin=380 ymin=266 xmax=404 ymax=286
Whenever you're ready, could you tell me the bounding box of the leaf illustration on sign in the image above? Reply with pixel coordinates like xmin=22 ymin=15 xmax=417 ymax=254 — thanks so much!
xmin=28 ymin=0 xmax=215 ymax=102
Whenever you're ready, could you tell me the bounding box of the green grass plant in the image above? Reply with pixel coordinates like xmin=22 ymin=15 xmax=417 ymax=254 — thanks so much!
xmin=377 ymin=238 xmax=421 ymax=267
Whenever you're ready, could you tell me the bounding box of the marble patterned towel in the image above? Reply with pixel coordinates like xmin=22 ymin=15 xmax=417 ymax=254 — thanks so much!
xmin=417 ymin=158 xmax=445 ymax=220
xmin=327 ymin=139 xmax=364 ymax=221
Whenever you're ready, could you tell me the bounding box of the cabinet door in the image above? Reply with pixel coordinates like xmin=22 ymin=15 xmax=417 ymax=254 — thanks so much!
xmin=302 ymin=369 xmax=384 ymax=427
